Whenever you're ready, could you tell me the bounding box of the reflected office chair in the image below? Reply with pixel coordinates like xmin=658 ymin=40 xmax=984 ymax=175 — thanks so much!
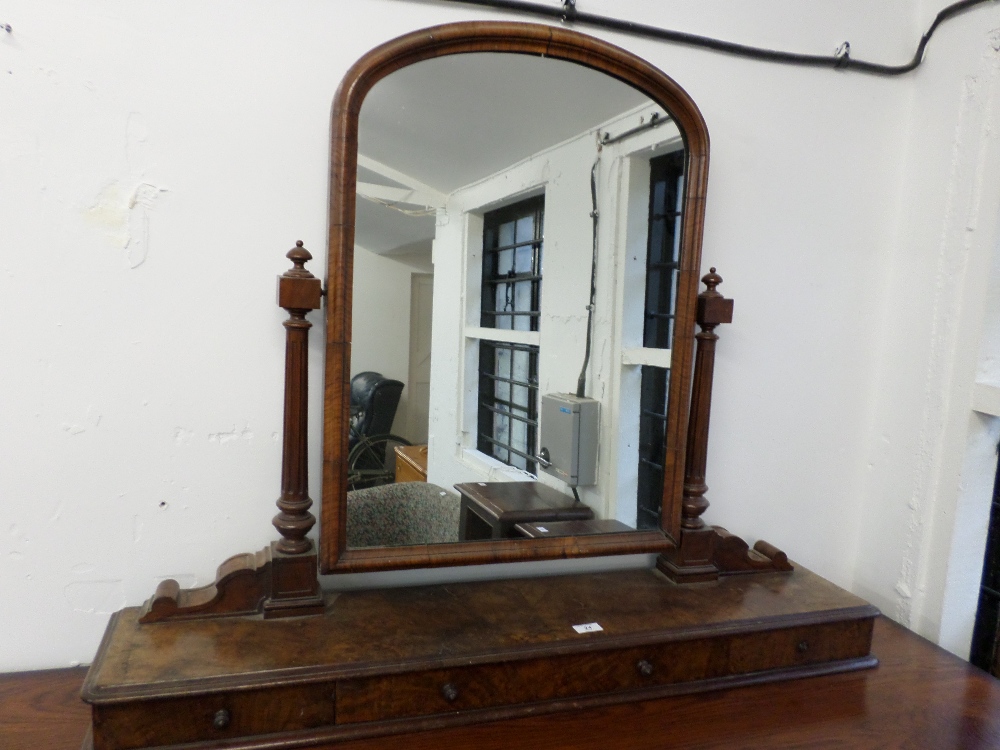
xmin=347 ymin=372 xmax=409 ymax=490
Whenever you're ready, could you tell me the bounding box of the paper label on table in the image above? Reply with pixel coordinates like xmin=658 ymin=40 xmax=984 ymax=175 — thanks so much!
xmin=573 ymin=622 xmax=603 ymax=634
xmin=536 ymin=526 xmax=549 ymax=533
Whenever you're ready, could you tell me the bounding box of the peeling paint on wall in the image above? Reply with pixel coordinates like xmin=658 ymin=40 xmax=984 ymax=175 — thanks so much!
xmin=83 ymin=179 xmax=168 ymax=266
xmin=82 ymin=111 xmax=168 ymax=266
xmin=208 ymin=425 xmax=254 ymax=444
xmin=126 ymin=182 xmax=167 ymax=268
xmin=173 ymin=427 xmax=194 ymax=445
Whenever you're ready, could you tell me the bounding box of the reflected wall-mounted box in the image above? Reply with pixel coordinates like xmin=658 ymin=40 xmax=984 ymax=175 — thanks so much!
xmin=539 ymin=393 xmax=599 ymax=487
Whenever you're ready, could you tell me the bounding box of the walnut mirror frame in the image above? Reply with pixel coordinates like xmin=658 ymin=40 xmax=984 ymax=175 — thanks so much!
xmin=319 ymin=21 xmax=710 ymax=574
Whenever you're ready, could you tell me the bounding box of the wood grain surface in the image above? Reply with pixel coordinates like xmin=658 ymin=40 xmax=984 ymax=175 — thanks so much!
xmin=328 ymin=618 xmax=999 ymax=750
xmin=80 ymin=566 xmax=878 ymax=748
xmin=0 ymin=666 xmax=90 ymax=750
xmin=82 ymin=568 xmax=872 ymax=699
xmin=6 ymin=618 xmax=1000 ymax=750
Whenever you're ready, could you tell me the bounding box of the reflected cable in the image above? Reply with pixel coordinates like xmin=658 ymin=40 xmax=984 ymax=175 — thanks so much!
xmin=423 ymin=0 xmax=997 ymax=76
xmin=576 ymin=151 xmax=600 ymax=399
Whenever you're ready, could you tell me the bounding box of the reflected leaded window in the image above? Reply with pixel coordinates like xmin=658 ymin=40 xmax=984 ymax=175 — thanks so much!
xmin=477 ymin=341 xmax=538 ymax=474
xmin=477 ymin=197 xmax=543 ymax=474
xmin=637 ymin=152 xmax=684 ymax=528
xmin=637 ymin=365 xmax=669 ymax=529
xmin=481 ymin=196 xmax=544 ymax=332
xmin=643 ymin=151 xmax=684 ymax=349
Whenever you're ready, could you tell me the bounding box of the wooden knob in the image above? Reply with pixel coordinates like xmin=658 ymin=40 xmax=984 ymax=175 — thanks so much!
xmin=441 ymin=683 xmax=459 ymax=702
xmin=637 ymin=659 xmax=654 ymax=677
xmin=213 ymin=709 xmax=231 ymax=730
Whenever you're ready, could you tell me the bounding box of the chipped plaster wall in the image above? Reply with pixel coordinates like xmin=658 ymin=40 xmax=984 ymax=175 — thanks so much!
xmin=2 ymin=0 xmax=999 ymax=670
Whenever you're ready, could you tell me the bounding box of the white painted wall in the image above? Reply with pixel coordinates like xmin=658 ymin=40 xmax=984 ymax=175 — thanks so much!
xmin=350 ymin=243 xmax=414 ymax=436
xmin=2 ymin=0 xmax=999 ymax=671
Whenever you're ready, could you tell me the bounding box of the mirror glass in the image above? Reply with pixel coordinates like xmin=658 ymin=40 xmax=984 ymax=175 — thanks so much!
xmin=346 ymin=53 xmax=686 ymax=549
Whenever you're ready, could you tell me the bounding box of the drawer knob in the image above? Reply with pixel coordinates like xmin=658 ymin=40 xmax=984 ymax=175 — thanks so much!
xmin=213 ymin=709 xmax=231 ymax=730
xmin=637 ymin=659 xmax=654 ymax=677
xmin=441 ymin=683 xmax=459 ymax=703
xmin=797 ymin=641 xmax=809 ymax=653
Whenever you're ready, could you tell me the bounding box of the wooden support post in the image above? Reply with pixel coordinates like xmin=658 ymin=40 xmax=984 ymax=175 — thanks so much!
xmin=263 ymin=242 xmax=325 ymax=617
xmin=273 ymin=241 xmax=321 ymax=553
xmin=658 ymin=269 xmax=792 ymax=583
xmin=138 ymin=243 xmax=325 ymax=623
xmin=680 ymin=268 xmax=730 ymax=531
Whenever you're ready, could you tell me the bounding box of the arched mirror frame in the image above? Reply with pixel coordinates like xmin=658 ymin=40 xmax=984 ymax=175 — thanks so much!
xmin=320 ymin=21 xmax=709 ymax=574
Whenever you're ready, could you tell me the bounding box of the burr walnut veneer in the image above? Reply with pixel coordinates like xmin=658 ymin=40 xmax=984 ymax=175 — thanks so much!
xmin=82 ymin=567 xmax=876 ymax=750
xmin=6 ymin=619 xmax=1000 ymax=750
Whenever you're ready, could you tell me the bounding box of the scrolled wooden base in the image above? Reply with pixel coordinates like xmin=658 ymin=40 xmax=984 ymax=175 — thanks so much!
xmin=139 ymin=542 xmax=323 ymax=623
xmin=656 ymin=526 xmax=792 ymax=583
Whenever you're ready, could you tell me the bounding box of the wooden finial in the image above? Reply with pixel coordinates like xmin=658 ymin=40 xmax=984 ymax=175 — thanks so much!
xmin=277 ymin=242 xmax=322 ymax=313
xmin=696 ymin=267 xmax=734 ymax=329
xmin=702 ymin=267 xmax=722 ymax=293
xmin=285 ymin=241 xmax=313 ymax=277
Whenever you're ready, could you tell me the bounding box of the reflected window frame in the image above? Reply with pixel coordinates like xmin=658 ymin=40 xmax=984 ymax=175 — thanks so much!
xmin=474 ymin=196 xmax=545 ymax=474
xmin=636 ymin=151 xmax=685 ymax=529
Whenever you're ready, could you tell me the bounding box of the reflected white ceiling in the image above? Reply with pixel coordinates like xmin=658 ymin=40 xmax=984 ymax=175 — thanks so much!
xmin=359 ymin=54 xmax=650 ymax=193
xmin=355 ymin=53 xmax=650 ymax=257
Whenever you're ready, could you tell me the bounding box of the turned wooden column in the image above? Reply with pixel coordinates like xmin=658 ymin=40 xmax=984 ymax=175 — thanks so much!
xmin=261 ymin=241 xmax=325 ymax=619
xmin=658 ymin=268 xmax=792 ymax=582
xmin=680 ymin=268 xmax=733 ymax=530
xmin=273 ymin=241 xmax=323 ymax=553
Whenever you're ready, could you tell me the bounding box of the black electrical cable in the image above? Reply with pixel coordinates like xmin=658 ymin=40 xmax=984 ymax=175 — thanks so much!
xmin=425 ymin=0 xmax=996 ymax=76
xmin=576 ymin=156 xmax=600 ymax=399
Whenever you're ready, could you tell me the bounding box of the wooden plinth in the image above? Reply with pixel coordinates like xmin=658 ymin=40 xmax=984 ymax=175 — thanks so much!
xmin=81 ymin=566 xmax=877 ymax=750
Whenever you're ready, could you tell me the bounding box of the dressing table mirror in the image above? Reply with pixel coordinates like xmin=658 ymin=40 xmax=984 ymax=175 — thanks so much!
xmin=321 ymin=22 xmax=711 ymax=573
xmin=334 ymin=53 xmax=691 ymax=559
xmin=80 ymin=22 xmax=879 ymax=750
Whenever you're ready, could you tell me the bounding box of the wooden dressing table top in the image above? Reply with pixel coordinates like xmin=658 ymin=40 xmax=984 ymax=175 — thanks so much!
xmin=77 ymin=566 xmax=884 ymax=749
xmin=6 ymin=617 xmax=1000 ymax=750
xmin=83 ymin=567 xmax=870 ymax=699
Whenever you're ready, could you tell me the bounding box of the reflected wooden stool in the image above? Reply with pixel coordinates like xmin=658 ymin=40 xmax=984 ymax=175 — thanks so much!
xmin=455 ymin=481 xmax=594 ymax=540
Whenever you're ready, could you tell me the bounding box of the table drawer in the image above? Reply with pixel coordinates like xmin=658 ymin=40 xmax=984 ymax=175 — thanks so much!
xmin=91 ymin=681 xmax=337 ymax=750
xmin=336 ymin=619 xmax=873 ymax=724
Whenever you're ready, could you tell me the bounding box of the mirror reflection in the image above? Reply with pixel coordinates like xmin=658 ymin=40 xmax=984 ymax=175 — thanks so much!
xmin=347 ymin=53 xmax=685 ymax=548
